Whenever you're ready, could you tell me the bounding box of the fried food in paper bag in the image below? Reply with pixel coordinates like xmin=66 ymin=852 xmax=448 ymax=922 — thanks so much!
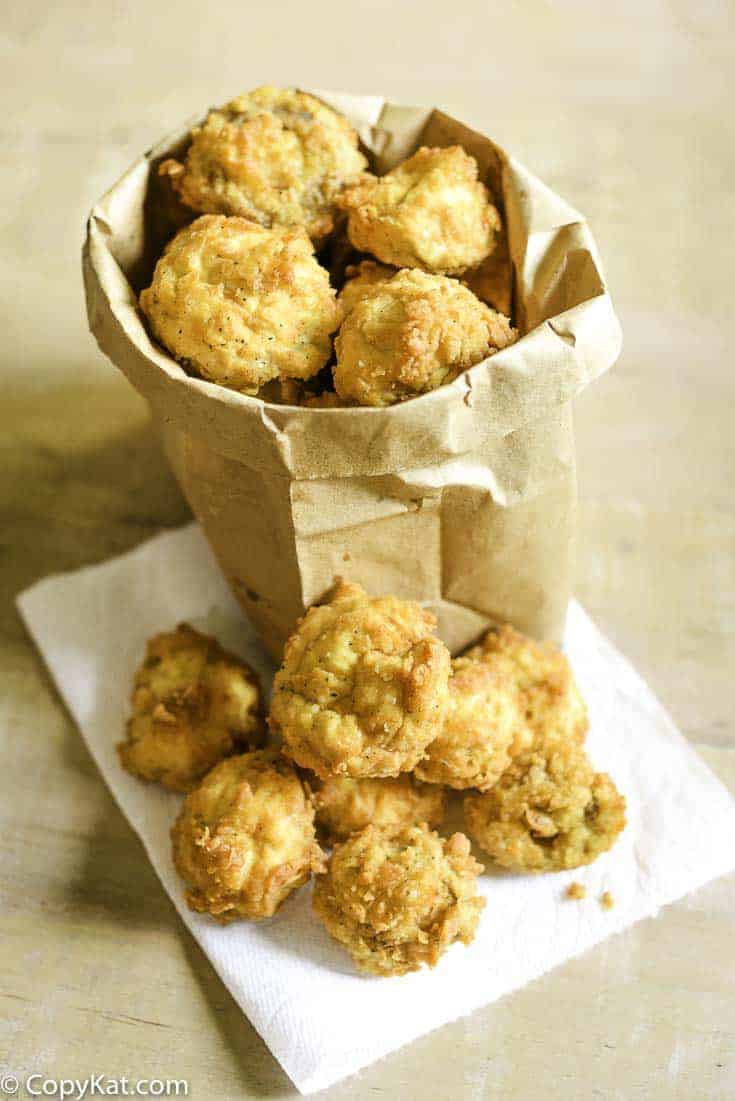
xmin=160 ymin=86 xmax=367 ymax=242
xmin=337 ymin=259 xmax=395 ymax=315
xmin=140 ymin=215 xmax=340 ymax=394
xmin=339 ymin=145 xmax=499 ymax=274
xmin=333 ymin=268 xmax=516 ymax=406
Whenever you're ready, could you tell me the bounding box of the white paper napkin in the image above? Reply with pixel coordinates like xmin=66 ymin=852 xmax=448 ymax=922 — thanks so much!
xmin=17 ymin=524 xmax=735 ymax=1095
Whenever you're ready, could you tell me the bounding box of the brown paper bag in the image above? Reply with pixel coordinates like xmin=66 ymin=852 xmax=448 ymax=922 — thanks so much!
xmin=82 ymin=91 xmax=621 ymax=659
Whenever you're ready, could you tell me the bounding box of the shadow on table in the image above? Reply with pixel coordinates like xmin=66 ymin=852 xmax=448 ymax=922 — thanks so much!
xmin=4 ymin=389 xmax=190 ymax=644
xmin=8 ymin=371 xmax=191 ymax=792
xmin=8 ymin=379 xmax=191 ymax=923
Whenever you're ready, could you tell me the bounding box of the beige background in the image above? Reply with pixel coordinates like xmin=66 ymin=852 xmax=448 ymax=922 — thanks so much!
xmin=2 ymin=1 xmax=734 ymax=1098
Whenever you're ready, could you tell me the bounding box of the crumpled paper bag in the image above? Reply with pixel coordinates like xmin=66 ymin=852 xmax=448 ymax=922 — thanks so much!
xmin=82 ymin=91 xmax=622 ymax=659
xmin=18 ymin=524 xmax=735 ymax=1095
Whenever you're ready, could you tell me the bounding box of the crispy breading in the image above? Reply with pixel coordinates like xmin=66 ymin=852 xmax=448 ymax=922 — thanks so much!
xmin=118 ymin=623 xmax=264 ymax=792
xmin=171 ymin=749 xmax=324 ymax=922
xmin=159 ymin=86 xmax=367 ymax=242
xmin=312 ymin=824 xmax=484 ymax=975
xmin=464 ymin=741 xmax=626 ymax=872
xmin=415 ymin=654 xmax=526 ymax=791
xmin=339 ymin=145 xmax=500 ymax=274
xmin=465 ymin=625 xmax=589 ymax=749
xmin=333 ymin=268 xmax=516 ymax=406
xmin=311 ymin=774 xmax=445 ymax=843
xmin=139 ymin=215 xmax=341 ymax=394
xmin=270 ymin=580 xmax=451 ymax=779
xmin=337 ymin=259 xmax=395 ymax=315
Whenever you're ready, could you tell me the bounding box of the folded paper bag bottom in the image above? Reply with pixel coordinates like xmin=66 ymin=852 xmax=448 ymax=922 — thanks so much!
xmin=17 ymin=523 xmax=735 ymax=1095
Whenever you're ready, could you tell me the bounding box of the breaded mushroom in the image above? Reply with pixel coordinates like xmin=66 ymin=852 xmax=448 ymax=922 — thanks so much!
xmin=171 ymin=749 xmax=324 ymax=921
xmin=339 ymin=146 xmax=500 ymax=274
xmin=270 ymin=580 xmax=451 ymax=779
xmin=313 ymin=824 xmax=485 ymax=975
xmin=333 ymin=269 xmax=517 ymax=406
xmin=465 ymin=625 xmax=589 ymax=750
xmin=337 ymin=259 xmax=394 ymax=315
xmin=159 ymin=86 xmax=367 ymax=242
xmin=414 ymin=654 xmax=528 ymax=791
xmin=118 ymin=623 xmax=264 ymax=792
xmin=139 ymin=214 xmax=341 ymax=394
xmin=464 ymin=741 xmax=626 ymax=872
xmin=311 ymin=774 xmax=445 ymax=843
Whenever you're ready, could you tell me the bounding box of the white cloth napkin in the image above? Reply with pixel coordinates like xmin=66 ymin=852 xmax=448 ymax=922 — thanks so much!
xmin=17 ymin=524 xmax=735 ymax=1095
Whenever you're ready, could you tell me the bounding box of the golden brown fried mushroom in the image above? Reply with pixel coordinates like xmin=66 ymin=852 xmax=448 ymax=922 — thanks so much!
xmin=464 ymin=742 xmax=626 ymax=872
xmin=339 ymin=146 xmax=500 ymax=274
xmin=465 ymin=625 xmax=589 ymax=749
xmin=139 ymin=214 xmax=341 ymax=394
xmin=337 ymin=259 xmax=395 ymax=315
xmin=270 ymin=580 xmax=451 ymax=779
xmin=415 ymin=654 xmax=528 ymax=791
xmin=311 ymin=774 xmax=445 ymax=843
xmin=160 ymin=86 xmax=367 ymax=242
xmin=171 ymin=749 xmax=324 ymax=922
xmin=118 ymin=623 xmax=264 ymax=792
xmin=333 ymin=269 xmax=516 ymax=407
xmin=313 ymin=824 xmax=485 ymax=975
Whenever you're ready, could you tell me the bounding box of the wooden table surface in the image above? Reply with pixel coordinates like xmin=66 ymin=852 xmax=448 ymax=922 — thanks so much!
xmin=2 ymin=2 xmax=734 ymax=1097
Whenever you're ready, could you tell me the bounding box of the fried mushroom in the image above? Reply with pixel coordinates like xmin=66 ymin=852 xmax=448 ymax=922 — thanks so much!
xmin=311 ymin=774 xmax=445 ymax=843
xmin=270 ymin=580 xmax=451 ymax=778
xmin=337 ymin=259 xmax=395 ymax=315
xmin=414 ymin=654 xmax=528 ymax=791
xmin=160 ymin=86 xmax=367 ymax=242
xmin=465 ymin=625 xmax=589 ymax=749
xmin=312 ymin=824 xmax=485 ymax=975
xmin=139 ymin=214 xmax=341 ymax=394
xmin=339 ymin=145 xmax=500 ymax=274
xmin=171 ymin=749 xmax=324 ymax=921
xmin=464 ymin=742 xmax=626 ymax=872
xmin=333 ymin=268 xmax=516 ymax=406
xmin=118 ymin=623 xmax=264 ymax=792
